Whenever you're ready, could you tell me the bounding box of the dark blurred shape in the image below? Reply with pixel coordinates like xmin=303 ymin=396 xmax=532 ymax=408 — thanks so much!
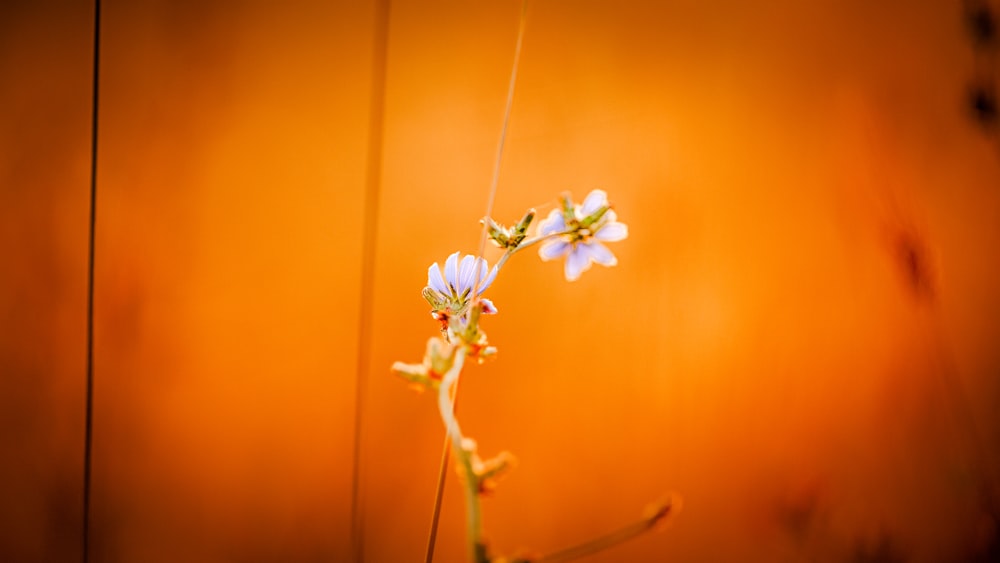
xmin=774 ymin=482 xmax=823 ymax=543
xmin=968 ymin=82 xmax=998 ymax=127
xmin=966 ymin=2 xmax=997 ymax=47
xmin=963 ymin=511 xmax=1000 ymax=563
xmin=850 ymin=530 xmax=906 ymax=563
xmin=893 ymin=230 xmax=936 ymax=301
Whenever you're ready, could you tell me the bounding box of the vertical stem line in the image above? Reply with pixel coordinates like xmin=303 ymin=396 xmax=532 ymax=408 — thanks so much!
xmin=83 ymin=0 xmax=101 ymax=561
xmin=474 ymin=0 xmax=529 ymax=267
xmin=423 ymin=433 xmax=452 ymax=561
xmin=424 ymin=375 xmax=463 ymax=562
xmin=351 ymin=1 xmax=392 ymax=562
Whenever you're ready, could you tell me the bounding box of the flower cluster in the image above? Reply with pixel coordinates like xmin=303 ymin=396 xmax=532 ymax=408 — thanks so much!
xmin=391 ymin=189 xmax=657 ymax=563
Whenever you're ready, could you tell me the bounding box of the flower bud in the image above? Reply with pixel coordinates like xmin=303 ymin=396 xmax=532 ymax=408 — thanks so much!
xmin=483 ymin=216 xmax=510 ymax=248
xmin=509 ymin=209 xmax=535 ymax=246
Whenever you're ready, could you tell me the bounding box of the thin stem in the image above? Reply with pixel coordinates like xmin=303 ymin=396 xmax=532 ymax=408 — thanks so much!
xmin=424 ymin=376 xmax=463 ymax=563
xmin=83 ymin=1 xmax=101 ymax=561
xmin=475 ymin=0 xmax=529 ymax=269
xmin=494 ymin=229 xmax=575 ymax=272
xmin=424 ymin=439 xmax=449 ymax=563
xmin=534 ymin=499 xmax=676 ymax=563
xmin=350 ymin=0 xmax=392 ymax=560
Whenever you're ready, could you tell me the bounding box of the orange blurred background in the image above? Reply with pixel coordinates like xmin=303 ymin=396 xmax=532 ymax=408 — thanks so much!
xmin=3 ymin=0 xmax=1000 ymax=561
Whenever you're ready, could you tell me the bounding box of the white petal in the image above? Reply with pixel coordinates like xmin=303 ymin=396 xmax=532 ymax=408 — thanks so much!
xmin=469 ymin=258 xmax=487 ymax=293
xmin=427 ymin=262 xmax=448 ymax=294
xmin=477 ymin=263 xmax=498 ymax=294
xmin=580 ymin=189 xmax=609 ymax=217
xmin=595 ymin=221 xmax=628 ymax=242
xmin=564 ymin=245 xmax=592 ymax=281
xmin=475 ymin=258 xmax=488 ymax=286
xmin=444 ymin=252 xmax=460 ymax=290
xmin=458 ymin=255 xmax=476 ymax=293
xmin=587 ymin=240 xmax=618 ymax=266
xmin=538 ymin=209 xmax=566 ymax=236
xmin=538 ymin=240 xmax=570 ymax=261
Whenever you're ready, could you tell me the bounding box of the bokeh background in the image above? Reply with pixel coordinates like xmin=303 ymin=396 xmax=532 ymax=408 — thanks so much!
xmin=3 ymin=0 xmax=1000 ymax=561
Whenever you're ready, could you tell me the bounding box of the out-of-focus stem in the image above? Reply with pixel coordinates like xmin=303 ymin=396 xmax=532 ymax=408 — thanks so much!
xmin=424 ymin=376 xmax=462 ymax=563
xmin=437 ymin=349 xmax=485 ymax=560
xmin=424 ymin=439 xmax=449 ymax=562
xmin=534 ymin=498 xmax=676 ymax=563
xmin=458 ymin=443 xmax=484 ymax=562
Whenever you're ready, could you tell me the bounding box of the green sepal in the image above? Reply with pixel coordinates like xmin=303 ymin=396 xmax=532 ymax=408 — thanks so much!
xmin=560 ymin=193 xmax=576 ymax=227
xmin=423 ymin=286 xmax=446 ymax=310
xmin=509 ymin=209 xmax=535 ymax=246
xmin=580 ymin=204 xmax=609 ymax=228
xmin=483 ymin=216 xmax=510 ymax=248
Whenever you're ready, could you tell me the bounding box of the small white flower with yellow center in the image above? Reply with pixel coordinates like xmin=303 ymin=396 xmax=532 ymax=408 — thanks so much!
xmin=537 ymin=189 xmax=628 ymax=281
xmin=423 ymin=251 xmax=499 ymax=325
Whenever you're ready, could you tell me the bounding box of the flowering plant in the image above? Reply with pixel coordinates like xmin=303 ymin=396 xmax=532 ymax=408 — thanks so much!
xmin=392 ymin=190 xmax=677 ymax=562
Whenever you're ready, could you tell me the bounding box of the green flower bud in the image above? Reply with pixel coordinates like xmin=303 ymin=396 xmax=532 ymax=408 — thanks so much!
xmin=483 ymin=216 xmax=510 ymax=248
xmin=509 ymin=209 xmax=535 ymax=246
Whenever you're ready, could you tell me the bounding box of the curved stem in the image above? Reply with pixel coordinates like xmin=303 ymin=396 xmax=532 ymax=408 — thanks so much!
xmin=534 ymin=498 xmax=676 ymax=563
xmin=436 ymin=349 xmax=485 ymax=560
xmin=494 ymin=229 xmax=575 ymax=272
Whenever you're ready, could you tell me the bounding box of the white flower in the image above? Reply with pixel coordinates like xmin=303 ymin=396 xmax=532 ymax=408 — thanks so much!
xmin=537 ymin=189 xmax=628 ymax=281
xmin=423 ymin=252 xmax=499 ymax=318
